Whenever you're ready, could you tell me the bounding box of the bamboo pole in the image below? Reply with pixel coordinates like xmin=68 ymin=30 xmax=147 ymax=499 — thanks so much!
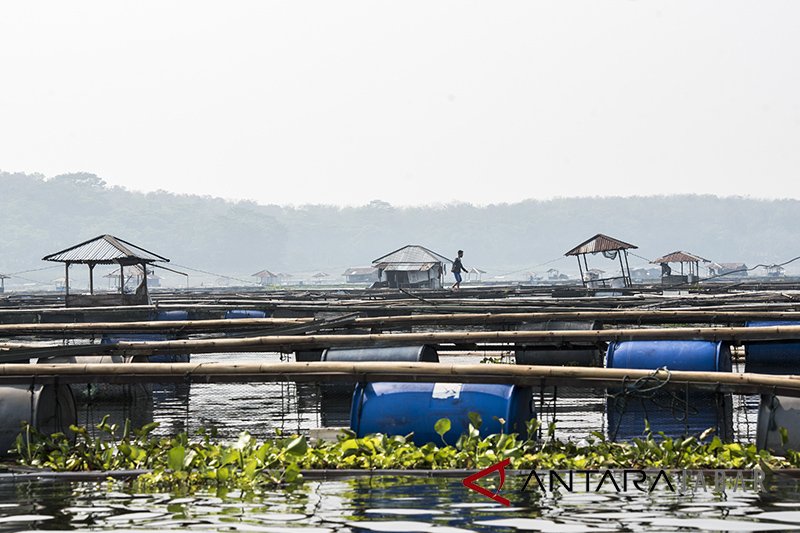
xmin=0 ymin=310 xmax=800 ymax=336
xmin=5 ymin=324 xmax=800 ymax=360
xmin=1 ymin=362 xmax=799 ymax=397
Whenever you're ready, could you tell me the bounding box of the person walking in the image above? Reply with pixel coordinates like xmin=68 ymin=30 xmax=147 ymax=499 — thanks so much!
xmin=451 ymin=250 xmax=468 ymax=291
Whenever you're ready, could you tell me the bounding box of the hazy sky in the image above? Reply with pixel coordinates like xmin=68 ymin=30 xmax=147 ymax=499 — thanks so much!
xmin=2 ymin=2 xmax=799 ymax=206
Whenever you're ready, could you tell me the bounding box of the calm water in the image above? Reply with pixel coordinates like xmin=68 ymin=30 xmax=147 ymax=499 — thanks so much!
xmin=3 ymin=474 xmax=800 ymax=532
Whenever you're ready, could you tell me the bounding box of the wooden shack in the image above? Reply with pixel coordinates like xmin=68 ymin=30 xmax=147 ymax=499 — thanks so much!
xmin=372 ymin=245 xmax=451 ymax=289
xmin=343 ymin=267 xmax=380 ymax=284
xmin=252 ymin=269 xmax=280 ymax=286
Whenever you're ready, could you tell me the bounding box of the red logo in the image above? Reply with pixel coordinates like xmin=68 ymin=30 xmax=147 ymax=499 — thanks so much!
xmin=462 ymin=458 xmax=511 ymax=506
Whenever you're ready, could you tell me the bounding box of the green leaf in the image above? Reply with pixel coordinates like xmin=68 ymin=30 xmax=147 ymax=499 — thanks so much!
xmin=468 ymin=412 xmax=482 ymax=430
xmin=434 ymin=418 xmax=451 ymax=442
xmin=286 ymin=436 xmax=308 ymax=457
xmin=168 ymin=446 xmax=186 ymax=472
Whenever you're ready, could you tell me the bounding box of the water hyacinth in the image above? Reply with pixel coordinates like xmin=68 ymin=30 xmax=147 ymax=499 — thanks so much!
xmin=11 ymin=414 xmax=794 ymax=493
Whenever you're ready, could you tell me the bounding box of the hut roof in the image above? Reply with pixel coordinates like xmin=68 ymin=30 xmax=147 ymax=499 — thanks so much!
xmin=382 ymin=262 xmax=439 ymax=272
xmin=43 ymin=235 xmax=168 ymax=265
xmin=252 ymin=269 xmax=278 ymax=278
xmin=565 ymin=234 xmax=637 ymax=256
xmin=651 ymin=251 xmax=710 ymax=264
xmin=343 ymin=266 xmax=378 ymax=276
xmin=373 ymin=245 xmax=451 ymax=266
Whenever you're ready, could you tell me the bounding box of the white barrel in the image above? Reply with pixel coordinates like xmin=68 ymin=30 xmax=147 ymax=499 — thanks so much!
xmin=0 ymin=384 xmax=76 ymax=456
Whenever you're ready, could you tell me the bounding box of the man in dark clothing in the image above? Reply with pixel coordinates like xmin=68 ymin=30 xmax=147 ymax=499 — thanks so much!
xmin=451 ymin=250 xmax=467 ymax=290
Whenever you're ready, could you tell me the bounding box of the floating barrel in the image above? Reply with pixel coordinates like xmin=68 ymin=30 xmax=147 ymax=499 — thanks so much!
xmin=295 ymin=350 xmax=324 ymax=362
xmin=515 ymin=321 xmax=601 ymax=367
xmin=607 ymin=340 xmax=733 ymax=372
xmin=317 ymin=346 xmax=439 ymax=427
xmin=153 ymin=310 xmax=190 ymax=321
xmin=225 ymin=309 xmax=268 ymax=319
xmin=322 ymin=345 xmax=439 ymax=363
xmin=606 ymin=340 xmax=733 ymax=441
xmin=745 ymin=321 xmax=800 ymax=374
xmin=350 ymin=382 xmax=534 ymax=446
xmin=0 ymin=384 xmax=76 ymax=456
xmin=757 ymin=395 xmax=800 ymax=454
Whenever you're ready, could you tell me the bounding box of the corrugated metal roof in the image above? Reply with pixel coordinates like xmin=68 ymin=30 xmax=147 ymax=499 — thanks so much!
xmin=564 ymin=234 xmax=638 ymax=256
xmin=651 ymin=251 xmax=709 ymax=264
xmin=372 ymin=245 xmax=451 ymax=265
xmin=381 ymin=262 xmax=439 ymax=272
xmin=42 ymin=235 xmax=169 ymax=264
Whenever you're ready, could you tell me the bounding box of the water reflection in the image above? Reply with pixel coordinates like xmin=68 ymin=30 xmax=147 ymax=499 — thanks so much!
xmin=3 ymin=475 xmax=800 ymax=532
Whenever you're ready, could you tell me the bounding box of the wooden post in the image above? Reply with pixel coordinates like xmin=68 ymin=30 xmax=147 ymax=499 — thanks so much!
xmin=119 ymin=264 xmax=125 ymax=294
xmin=141 ymin=262 xmax=149 ymax=300
xmin=64 ymin=263 xmax=70 ymax=298
xmin=88 ymin=263 xmax=95 ymax=295
xmin=623 ymin=250 xmax=632 ymax=287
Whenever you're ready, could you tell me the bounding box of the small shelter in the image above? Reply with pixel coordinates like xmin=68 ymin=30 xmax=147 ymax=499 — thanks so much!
xmin=104 ymin=265 xmax=162 ymax=291
xmin=43 ymin=234 xmax=169 ymax=307
xmin=467 ymin=267 xmax=486 ymax=282
xmin=708 ymin=262 xmax=749 ymax=279
xmin=252 ymin=269 xmax=280 ymax=286
xmin=312 ymin=272 xmax=330 ymax=284
xmin=766 ymin=265 xmax=786 ymax=278
xmin=372 ymin=245 xmax=451 ymax=289
xmin=651 ymin=251 xmax=709 ymax=285
xmin=343 ymin=266 xmax=380 ymax=284
xmin=565 ymin=234 xmax=636 ymax=288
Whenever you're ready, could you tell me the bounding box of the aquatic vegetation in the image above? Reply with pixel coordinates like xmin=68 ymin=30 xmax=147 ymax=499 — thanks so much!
xmin=11 ymin=415 xmax=792 ymax=493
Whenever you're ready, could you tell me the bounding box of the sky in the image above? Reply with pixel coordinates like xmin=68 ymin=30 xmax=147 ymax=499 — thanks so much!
xmin=1 ymin=1 xmax=799 ymax=206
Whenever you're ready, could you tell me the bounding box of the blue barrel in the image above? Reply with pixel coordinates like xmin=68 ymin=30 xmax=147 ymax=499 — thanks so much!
xmin=318 ymin=346 xmax=439 ymax=427
xmin=350 ymin=382 xmax=534 ymax=446
xmin=607 ymin=340 xmax=732 ymax=372
xmin=745 ymin=321 xmax=800 ymax=374
xmin=606 ymin=340 xmax=732 ymax=441
xmin=225 ymin=310 xmax=268 ymax=319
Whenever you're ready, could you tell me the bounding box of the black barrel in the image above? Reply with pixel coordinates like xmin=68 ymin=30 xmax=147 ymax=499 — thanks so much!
xmin=515 ymin=321 xmax=601 ymax=367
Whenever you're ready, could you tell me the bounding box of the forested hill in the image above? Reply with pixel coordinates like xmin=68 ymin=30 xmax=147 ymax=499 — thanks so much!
xmin=2 ymin=171 xmax=799 ymax=281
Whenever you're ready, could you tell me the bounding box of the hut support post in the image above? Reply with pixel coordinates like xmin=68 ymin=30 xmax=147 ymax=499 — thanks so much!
xmin=141 ymin=262 xmax=149 ymax=299
xmin=623 ymin=250 xmax=632 ymax=287
xmin=576 ymin=256 xmax=585 ymax=286
xmin=64 ymin=263 xmax=70 ymax=298
xmin=88 ymin=263 xmax=95 ymax=295
xmin=119 ymin=265 xmax=124 ymax=294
